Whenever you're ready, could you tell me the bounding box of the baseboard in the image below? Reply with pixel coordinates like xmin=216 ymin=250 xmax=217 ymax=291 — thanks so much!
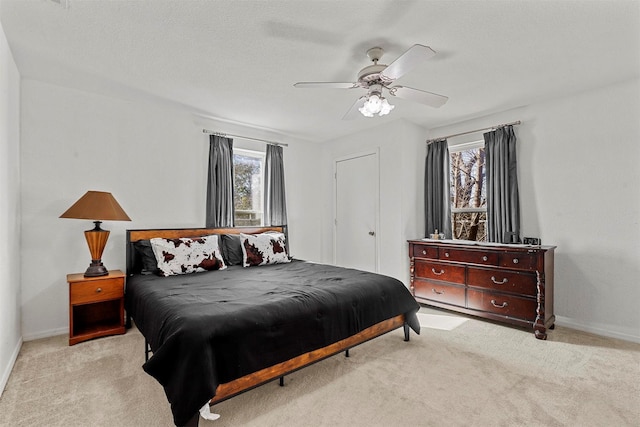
xmin=555 ymin=316 xmax=640 ymax=344
xmin=0 ymin=336 xmax=23 ymax=398
xmin=22 ymin=326 xmax=68 ymax=342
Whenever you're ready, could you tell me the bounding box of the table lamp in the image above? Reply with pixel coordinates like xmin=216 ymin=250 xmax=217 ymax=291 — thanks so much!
xmin=60 ymin=191 xmax=131 ymax=277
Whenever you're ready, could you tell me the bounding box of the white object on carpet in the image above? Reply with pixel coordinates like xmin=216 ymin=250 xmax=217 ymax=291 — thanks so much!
xmin=417 ymin=312 xmax=468 ymax=331
xmin=200 ymin=403 xmax=221 ymax=421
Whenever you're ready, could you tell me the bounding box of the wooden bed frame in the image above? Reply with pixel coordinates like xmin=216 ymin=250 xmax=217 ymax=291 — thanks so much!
xmin=125 ymin=226 xmax=411 ymax=427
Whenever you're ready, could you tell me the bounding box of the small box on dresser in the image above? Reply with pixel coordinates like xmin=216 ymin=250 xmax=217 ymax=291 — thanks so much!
xmin=408 ymin=240 xmax=555 ymax=339
xmin=67 ymin=269 xmax=126 ymax=345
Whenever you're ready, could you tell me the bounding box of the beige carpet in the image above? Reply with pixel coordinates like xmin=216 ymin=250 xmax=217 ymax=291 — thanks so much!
xmin=1 ymin=308 xmax=639 ymax=427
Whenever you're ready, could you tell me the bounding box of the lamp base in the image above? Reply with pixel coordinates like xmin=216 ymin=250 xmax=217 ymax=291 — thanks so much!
xmin=84 ymin=260 xmax=108 ymax=277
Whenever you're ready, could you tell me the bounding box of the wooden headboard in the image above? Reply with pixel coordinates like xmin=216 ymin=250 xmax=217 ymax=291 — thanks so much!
xmin=126 ymin=226 xmax=286 ymax=276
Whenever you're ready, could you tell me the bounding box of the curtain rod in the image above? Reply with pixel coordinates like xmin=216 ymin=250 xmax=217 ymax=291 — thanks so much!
xmin=426 ymin=120 xmax=521 ymax=144
xmin=202 ymin=129 xmax=288 ymax=147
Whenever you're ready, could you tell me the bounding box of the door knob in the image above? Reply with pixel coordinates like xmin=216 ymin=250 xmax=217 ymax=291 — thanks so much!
xmin=368 ymin=231 xmax=375 ymax=236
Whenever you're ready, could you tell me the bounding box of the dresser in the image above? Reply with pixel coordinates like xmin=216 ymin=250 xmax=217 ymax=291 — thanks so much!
xmin=408 ymin=240 xmax=555 ymax=339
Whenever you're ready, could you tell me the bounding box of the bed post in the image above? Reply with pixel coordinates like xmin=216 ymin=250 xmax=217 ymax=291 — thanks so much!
xmin=403 ymin=322 xmax=410 ymax=341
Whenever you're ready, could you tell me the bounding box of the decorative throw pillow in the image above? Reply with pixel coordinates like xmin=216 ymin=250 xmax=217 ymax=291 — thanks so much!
xmin=150 ymin=234 xmax=226 ymax=276
xmin=220 ymin=234 xmax=243 ymax=266
xmin=133 ymin=239 xmax=159 ymax=275
xmin=240 ymin=232 xmax=290 ymax=267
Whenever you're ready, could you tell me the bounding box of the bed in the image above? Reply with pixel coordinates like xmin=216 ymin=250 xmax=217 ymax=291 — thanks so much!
xmin=124 ymin=226 xmax=420 ymax=426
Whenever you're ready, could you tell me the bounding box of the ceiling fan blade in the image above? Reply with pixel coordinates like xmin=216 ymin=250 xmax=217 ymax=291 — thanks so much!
xmin=294 ymin=82 xmax=359 ymax=89
xmin=380 ymin=44 xmax=436 ymax=82
xmin=342 ymin=96 xmax=367 ymax=120
xmin=389 ymin=86 xmax=448 ymax=108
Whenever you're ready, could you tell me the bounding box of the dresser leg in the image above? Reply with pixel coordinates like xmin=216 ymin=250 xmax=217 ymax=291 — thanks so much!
xmin=534 ymin=327 xmax=547 ymax=340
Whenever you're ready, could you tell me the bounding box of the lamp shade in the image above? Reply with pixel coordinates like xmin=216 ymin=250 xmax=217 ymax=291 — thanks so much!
xmin=60 ymin=191 xmax=131 ymax=221
xmin=60 ymin=191 xmax=130 ymax=277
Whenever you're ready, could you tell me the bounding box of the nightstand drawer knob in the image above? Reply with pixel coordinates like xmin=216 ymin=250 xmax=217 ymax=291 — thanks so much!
xmin=96 ymin=287 xmax=102 ymax=293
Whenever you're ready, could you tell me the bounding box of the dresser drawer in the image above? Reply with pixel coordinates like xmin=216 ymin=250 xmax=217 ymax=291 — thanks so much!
xmin=414 ymin=280 xmax=465 ymax=307
xmin=414 ymin=260 xmax=465 ymax=283
xmin=439 ymin=248 xmax=499 ymax=266
xmin=467 ymin=267 xmax=537 ymax=297
xmin=411 ymin=244 xmax=438 ymax=259
xmin=467 ymin=289 xmax=537 ymax=321
xmin=70 ymin=278 xmax=123 ymax=305
xmin=499 ymin=252 xmax=538 ymax=270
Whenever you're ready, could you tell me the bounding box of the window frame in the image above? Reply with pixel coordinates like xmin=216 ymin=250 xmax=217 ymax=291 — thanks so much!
xmin=448 ymin=140 xmax=487 ymax=241
xmin=233 ymin=148 xmax=266 ymax=227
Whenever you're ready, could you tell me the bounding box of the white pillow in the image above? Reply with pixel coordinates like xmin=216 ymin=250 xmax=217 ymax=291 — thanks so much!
xmin=240 ymin=232 xmax=290 ymax=267
xmin=150 ymin=234 xmax=226 ymax=276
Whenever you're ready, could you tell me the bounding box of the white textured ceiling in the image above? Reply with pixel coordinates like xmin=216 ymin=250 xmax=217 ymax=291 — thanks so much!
xmin=1 ymin=0 xmax=639 ymax=142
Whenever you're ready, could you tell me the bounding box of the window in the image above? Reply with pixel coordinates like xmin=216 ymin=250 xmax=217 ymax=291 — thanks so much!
xmin=233 ymin=149 xmax=265 ymax=226
xmin=449 ymin=141 xmax=487 ymax=241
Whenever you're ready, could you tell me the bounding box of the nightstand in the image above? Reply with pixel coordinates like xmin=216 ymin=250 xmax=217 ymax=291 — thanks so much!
xmin=67 ymin=269 xmax=126 ymax=345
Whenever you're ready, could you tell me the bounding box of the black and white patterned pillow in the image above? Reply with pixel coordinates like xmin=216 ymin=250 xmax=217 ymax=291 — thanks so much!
xmin=150 ymin=234 xmax=226 ymax=276
xmin=240 ymin=232 xmax=290 ymax=267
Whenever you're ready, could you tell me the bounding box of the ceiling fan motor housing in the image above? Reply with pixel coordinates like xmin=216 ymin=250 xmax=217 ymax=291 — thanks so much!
xmin=357 ymin=46 xmax=388 ymax=86
xmin=357 ymin=64 xmax=387 ymax=85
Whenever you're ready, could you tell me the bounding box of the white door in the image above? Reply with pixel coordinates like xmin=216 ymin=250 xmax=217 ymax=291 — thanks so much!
xmin=334 ymin=151 xmax=379 ymax=272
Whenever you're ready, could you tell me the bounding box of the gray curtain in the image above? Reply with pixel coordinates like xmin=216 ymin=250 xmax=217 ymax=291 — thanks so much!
xmin=484 ymin=125 xmax=520 ymax=243
xmin=424 ymin=139 xmax=452 ymax=238
xmin=205 ymin=135 xmax=234 ymax=227
xmin=264 ymin=144 xmax=287 ymax=225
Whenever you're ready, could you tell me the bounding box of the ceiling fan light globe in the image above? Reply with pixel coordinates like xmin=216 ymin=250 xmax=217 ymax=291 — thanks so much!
xmin=379 ymin=99 xmax=394 ymax=116
xmin=367 ymin=94 xmax=382 ymax=112
xmin=358 ymin=105 xmax=374 ymax=117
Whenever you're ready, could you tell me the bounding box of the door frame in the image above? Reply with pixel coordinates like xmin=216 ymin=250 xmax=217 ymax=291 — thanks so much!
xmin=333 ymin=148 xmax=380 ymax=272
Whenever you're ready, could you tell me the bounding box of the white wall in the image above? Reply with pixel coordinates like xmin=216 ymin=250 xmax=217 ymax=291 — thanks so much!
xmin=427 ymin=78 xmax=640 ymax=342
xmin=20 ymin=79 xmax=323 ymax=340
xmin=320 ymin=119 xmax=426 ymax=284
xmin=0 ymin=20 xmax=22 ymax=396
xmin=16 ymin=72 xmax=640 ymax=343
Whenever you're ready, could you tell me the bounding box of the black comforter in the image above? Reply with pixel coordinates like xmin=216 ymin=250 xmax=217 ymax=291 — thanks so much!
xmin=125 ymin=260 xmax=420 ymax=425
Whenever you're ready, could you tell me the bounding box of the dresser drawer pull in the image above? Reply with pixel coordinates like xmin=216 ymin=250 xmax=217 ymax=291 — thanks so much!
xmin=432 ymin=288 xmax=444 ymax=295
xmin=482 ymin=256 xmax=488 ymax=261
xmin=96 ymin=287 xmax=102 ymax=293
xmin=444 ymin=252 xmax=450 ymax=258
xmin=422 ymin=250 xmax=427 ymax=255
xmin=512 ymin=258 xmax=519 ymax=264
xmin=431 ymin=268 xmax=445 ymax=276
xmin=490 ymin=276 xmax=508 ymax=285
xmin=490 ymin=299 xmax=508 ymax=308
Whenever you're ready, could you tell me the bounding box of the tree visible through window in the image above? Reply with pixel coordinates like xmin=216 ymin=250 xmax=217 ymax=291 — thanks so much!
xmin=233 ymin=149 xmax=264 ymax=226
xmin=450 ymin=142 xmax=487 ymax=241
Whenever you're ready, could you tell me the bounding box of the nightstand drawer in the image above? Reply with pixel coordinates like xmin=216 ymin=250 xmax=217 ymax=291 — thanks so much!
xmin=70 ymin=278 xmax=123 ymax=305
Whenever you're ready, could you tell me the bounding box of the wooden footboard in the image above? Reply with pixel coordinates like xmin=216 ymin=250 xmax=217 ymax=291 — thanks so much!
xmin=181 ymin=314 xmax=409 ymax=426
xmin=210 ymin=314 xmax=407 ymax=405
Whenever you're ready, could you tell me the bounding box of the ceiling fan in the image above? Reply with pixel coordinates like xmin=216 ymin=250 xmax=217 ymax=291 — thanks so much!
xmin=294 ymin=44 xmax=448 ymax=119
